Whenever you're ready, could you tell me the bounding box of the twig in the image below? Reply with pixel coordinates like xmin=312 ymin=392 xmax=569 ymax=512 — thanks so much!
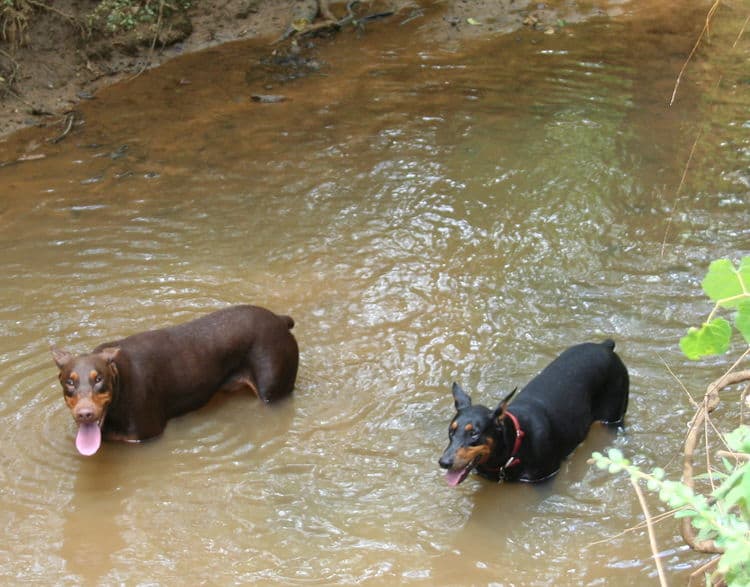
xmin=660 ymin=129 xmax=701 ymax=257
xmin=688 ymin=556 xmax=721 ymax=586
xmin=25 ymin=0 xmax=74 ymax=20
xmin=25 ymin=0 xmax=88 ymax=35
xmin=670 ymin=0 xmax=721 ymax=106
xmin=274 ymin=0 xmax=392 ymax=43
xmin=586 ymin=507 xmax=682 ymax=548
xmin=47 ymin=111 xmax=77 ymax=144
xmin=128 ymin=0 xmax=166 ymax=80
xmin=716 ymin=450 xmax=750 ymax=462
xmin=630 ymin=477 xmax=669 ymax=587
xmin=661 ymin=355 xmax=700 ymax=408
xmin=732 ymin=14 xmax=749 ymax=48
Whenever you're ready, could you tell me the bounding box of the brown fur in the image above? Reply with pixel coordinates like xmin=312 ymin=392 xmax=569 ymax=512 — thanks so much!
xmin=52 ymin=305 xmax=299 ymax=446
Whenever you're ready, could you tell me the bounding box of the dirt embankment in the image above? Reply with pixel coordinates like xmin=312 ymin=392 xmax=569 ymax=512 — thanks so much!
xmin=0 ymin=0 xmax=639 ymax=140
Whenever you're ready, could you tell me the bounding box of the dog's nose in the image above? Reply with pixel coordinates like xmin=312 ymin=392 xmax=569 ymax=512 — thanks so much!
xmin=438 ymin=454 xmax=453 ymax=469
xmin=75 ymin=408 xmax=97 ymax=423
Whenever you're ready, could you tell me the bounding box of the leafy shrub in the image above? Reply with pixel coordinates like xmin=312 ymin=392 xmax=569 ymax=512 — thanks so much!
xmin=88 ymin=0 xmax=192 ymax=34
xmin=680 ymin=257 xmax=750 ymax=360
xmin=592 ymin=437 xmax=750 ymax=585
xmin=593 ymin=257 xmax=750 ymax=585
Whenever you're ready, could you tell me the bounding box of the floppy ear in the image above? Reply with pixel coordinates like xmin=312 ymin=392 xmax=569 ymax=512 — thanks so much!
xmin=451 ymin=382 xmax=472 ymax=410
xmin=98 ymin=347 xmax=120 ymax=363
xmin=490 ymin=387 xmax=518 ymax=423
xmin=51 ymin=347 xmax=73 ymax=370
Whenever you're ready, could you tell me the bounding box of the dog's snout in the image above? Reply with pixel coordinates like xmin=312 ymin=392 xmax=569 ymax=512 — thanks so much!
xmin=75 ymin=407 xmax=97 ymax=423
xmin=438 ymin=453 xmax=453 ymax=469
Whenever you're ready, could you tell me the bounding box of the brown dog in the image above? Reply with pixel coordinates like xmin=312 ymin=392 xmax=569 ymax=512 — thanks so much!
xmin=51 ymin=305 xmax=299 ymax=456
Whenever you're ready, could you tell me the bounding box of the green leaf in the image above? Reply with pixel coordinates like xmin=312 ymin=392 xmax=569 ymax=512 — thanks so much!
xmin=723 ymin=480 xmax=750 ymax=511
xmin=467 ymin=17 xmax=481 ymax=25
xmin=742 ymin=256 xmax=750 ymax=276
xmin=701 ymin=258 xmax=750 ymax=306
xmin=736 ymin=299 xmax=750 ymax=344
xmin=607 ymin=448 xmax=624 ymax=462
xmin=725 ymin=425 xmax=750 ymax=453
xmin=680 ymin=318 xmax=733 ymax=359
xmin=674 ymin=509 xmax=697 ymax=519
xmin=717 ymin=545 xmax=750 ymax=576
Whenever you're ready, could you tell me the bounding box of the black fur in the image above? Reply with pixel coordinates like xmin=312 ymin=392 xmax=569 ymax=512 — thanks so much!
xmin=439 ymin=340 xmax=629 ymax=485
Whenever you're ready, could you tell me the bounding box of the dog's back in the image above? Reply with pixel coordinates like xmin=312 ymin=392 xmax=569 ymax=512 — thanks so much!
xmin=54 ymin=304 xmax=299 ymax=454
xmin=439 ymin=339 xmax=629 ymax=485
xmin=508 ymin=340 xmax=629 ymax=479
xmin=521 ymin=340 xmax=628 ymax=419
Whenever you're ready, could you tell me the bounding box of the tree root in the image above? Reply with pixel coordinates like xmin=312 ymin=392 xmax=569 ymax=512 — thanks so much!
xmin=1 ymin=0 xmax=86 ymax=49
xmin=680 ymin=368 xmax=750 ymax=553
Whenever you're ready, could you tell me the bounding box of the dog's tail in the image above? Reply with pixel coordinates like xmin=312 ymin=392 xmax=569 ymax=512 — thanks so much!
xmin=601 ymin=338 xmax=615 ymax=350
xmin=281 ymin=315 xmax=295 ymax=329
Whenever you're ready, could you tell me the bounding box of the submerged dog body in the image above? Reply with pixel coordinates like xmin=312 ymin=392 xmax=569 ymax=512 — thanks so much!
xmin=52 ymin=305 xmax=299 ymax=456
xmin=439 ymin=340 xmax=629 ymax=485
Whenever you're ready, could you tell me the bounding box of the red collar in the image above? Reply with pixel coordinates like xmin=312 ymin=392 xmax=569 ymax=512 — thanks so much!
xmin=502 ymin=410 xmax=525 ymax=469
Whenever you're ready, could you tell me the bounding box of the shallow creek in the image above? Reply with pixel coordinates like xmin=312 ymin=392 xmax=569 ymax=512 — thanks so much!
xmin=0 ymin=3 xmax=748 ymax=585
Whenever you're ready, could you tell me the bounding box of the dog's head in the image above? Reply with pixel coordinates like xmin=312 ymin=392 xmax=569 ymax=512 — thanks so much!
xmin=438 ymin=382 xmax=516 ymax=486
xmin=51 ymin=346 xmax=120 ymax=456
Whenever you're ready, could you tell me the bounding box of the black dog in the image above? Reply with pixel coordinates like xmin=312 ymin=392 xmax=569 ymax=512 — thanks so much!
xmin=52 ymin=305 xmax=299 ymax=456
xmin=439 ymin=340 xmax=628 ymax=485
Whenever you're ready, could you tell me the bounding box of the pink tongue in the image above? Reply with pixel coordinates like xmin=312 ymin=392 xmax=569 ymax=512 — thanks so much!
xmin=445 ymin=468 xmax=467 ymax=487
xmin=76 ymin=422 xmax=102 ymax=456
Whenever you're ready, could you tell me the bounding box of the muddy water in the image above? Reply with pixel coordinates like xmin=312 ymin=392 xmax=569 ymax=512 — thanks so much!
xmin=1 ymin=3 xmax=749 ymax=586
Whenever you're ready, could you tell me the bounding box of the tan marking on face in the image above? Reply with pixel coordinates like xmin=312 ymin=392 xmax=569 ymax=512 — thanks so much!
xmin=89 ymin=370 xmax=99 ymax=382
xmin=69 ymin=371 xmax=79 ymax=383
xmin=450 ymin=421 xmax=458 ymax=431
xmin=91 ymin=391 xmax=112 ymax=410
xmin=454 ymin=444 xmax=491 ymax=468
xmin=70 ymin=391 xmax=112 ymax=423
xmin=464 ymin=423 xmax=473 ymax=432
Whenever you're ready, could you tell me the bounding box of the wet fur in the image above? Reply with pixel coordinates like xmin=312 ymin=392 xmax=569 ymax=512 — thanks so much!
xmin=52 ymin=305 xmax=299 ymax=444
xmin=439 ymin=340 xmax=629 ymax=484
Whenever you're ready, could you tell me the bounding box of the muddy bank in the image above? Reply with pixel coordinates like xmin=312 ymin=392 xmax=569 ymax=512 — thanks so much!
xmin=0 ymin=0 xmax=703 ymax=140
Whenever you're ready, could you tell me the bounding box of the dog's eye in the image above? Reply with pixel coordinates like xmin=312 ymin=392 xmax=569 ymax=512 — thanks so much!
xmin=94 ymin=375 xmax=103 ymax=384
xmin=471 ymin=432 xmax=481 ymax=443
xmin=66 ymin=378 xmax=74 ymax=387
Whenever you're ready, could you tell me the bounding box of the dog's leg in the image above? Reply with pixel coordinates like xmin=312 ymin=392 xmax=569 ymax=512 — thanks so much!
xmin=219 ymin=373 xmax=260 ymax=397
xmin=247 ymin=336 xmax=298 ymax=403
xmin=593 ymin=366 xmax=629 ymax=425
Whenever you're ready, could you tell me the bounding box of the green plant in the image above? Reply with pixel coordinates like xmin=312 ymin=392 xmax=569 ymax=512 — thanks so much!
xmin=592 ymin=257 xmax=750 ymax=586
xmin=592 ymin=440 xmax=750 ymax=585
xmin=88 ymin=0 xmax=192 ymax=34
xmin=680 ymin=257 xmax=750 ymax=360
